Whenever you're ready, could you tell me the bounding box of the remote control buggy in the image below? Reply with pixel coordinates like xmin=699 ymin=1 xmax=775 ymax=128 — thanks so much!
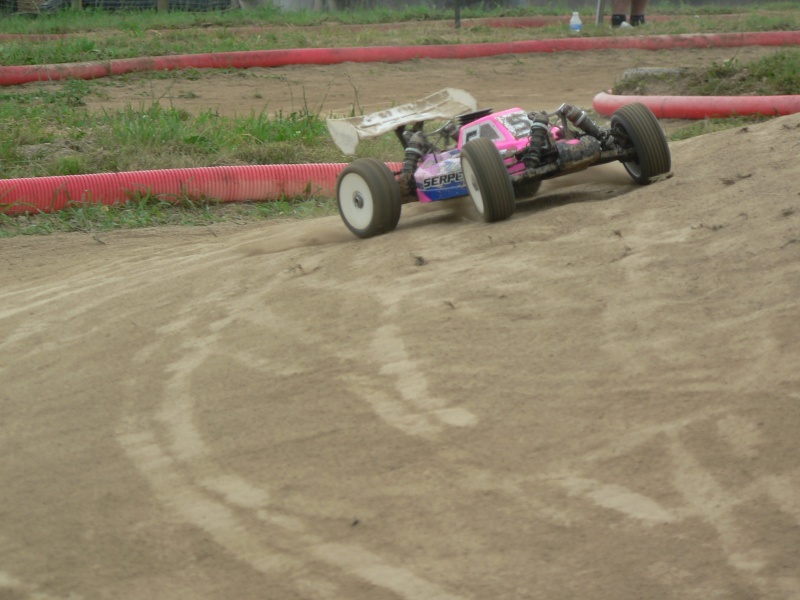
xmin=327 ymin=89 xmax=671 ymax=239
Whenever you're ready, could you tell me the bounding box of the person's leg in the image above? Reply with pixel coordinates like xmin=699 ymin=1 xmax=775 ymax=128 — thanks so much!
xmin=630 ymin=0 xmax=648 ymax=25
xmin=611 ymin=0 xmax=628 ymax=27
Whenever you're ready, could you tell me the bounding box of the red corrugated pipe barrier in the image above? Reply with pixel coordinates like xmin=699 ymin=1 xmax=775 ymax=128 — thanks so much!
xmin=0 ymin=163 xmax=402 ymax=215
xmin=593 ymin=91 xmax=800 ymax=118
xmin=1 ymin=31 xmax=799 ymax=86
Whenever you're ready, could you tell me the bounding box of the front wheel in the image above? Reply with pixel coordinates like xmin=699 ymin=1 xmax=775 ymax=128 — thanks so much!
xmin=461 ymin=138 xmax=516 ymax=223
xmin=336 ymin=159 xmax=402 ymax=238
xmin=611 ymin=102 xmax=671 ymax=185
xmin=513 ymin=179 xmax=542 ymax=200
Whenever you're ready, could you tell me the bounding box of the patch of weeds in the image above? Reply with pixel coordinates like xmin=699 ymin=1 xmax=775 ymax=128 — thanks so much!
xmin=233 ymin=108 xmax=327 ymax=146
xmin=247 ymin=196 xmax=335 ymax=219
xmin=105 ymin=102 xmax=194 ymax=148
xmin=181 ymin=68 xmax=205 ymax=81
xmin=417 ymin=36 xmax=452 ymax=45
xmin=614 ymin=50 xmax=800 ymax=97
xmin=354 ymin=134 xmax=404 ymax=162
xmin=285 ymin=32 xmax=312 ymax=48
xmin=231 ymin=142 xmax=308 ymax=165
xmin=53 ymin=155 xmax=86 ymax=175
xmin=668 ymin=116 xmax=770 ymax=141
xmin=0 ymin=194 xmax=337 ymax=237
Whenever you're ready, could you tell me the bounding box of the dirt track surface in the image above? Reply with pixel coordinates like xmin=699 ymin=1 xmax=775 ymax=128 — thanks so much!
xmin=3 ymin=45 xmax=800 ymax=600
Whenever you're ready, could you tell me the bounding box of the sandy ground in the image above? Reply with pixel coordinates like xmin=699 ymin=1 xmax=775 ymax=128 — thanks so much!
xmin=2 ymin=42 xmax=800 ymax=600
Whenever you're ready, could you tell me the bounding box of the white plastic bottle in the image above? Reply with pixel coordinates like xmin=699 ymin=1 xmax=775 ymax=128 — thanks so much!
xmin=569 ymin=11 xmax=583 ymax=33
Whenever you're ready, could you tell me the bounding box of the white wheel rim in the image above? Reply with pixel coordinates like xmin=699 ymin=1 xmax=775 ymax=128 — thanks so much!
xmin=338 ymin=172 xmax=375 ymax=231
xmin=462 ymin=157 xmax=485 ymax=215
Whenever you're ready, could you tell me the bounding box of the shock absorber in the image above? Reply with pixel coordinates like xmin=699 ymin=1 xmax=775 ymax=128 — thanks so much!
xmin=398 ymin=130 xmax=427 ymax=198
xmin=522 ymin=111 xmax=553 ymax=168
xmin=402 ymin=131 xmax=426 ymax=174
xmin=558 ymin=104 xmax=612 ymax=147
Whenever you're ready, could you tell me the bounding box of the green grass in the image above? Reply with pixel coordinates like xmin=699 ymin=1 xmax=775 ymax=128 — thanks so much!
xmin=0 ymin=191 xmax=336 ymax=237
xmin=0 ymin=85 xmax=338 ymax=177
xmin=614 ymin=49 xmax=800 ymax=97
xmin=666 ymin=115 xmax=772 ymax=141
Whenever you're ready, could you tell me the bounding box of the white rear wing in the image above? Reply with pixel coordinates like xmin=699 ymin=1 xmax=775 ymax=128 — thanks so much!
xmin=326 ymin=88 xmax=478 ymax=155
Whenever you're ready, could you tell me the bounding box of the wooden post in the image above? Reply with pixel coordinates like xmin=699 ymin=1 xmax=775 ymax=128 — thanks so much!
xmin=157 ymin=0 xmax=168 ymax=11
xmin=595 ymin=0 xmax=606 ymax=26
xmin=454 ymin=0 xmax=460 ymax=29
xmin=71 ymin=0 xmax=82 ymax=9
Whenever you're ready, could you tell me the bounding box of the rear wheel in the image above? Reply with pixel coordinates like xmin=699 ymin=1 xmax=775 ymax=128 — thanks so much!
xmin=611 ymin=102 xmax=671 ymax=185
xmin=336 ymin=159 xmax=402 ymax=238
xmin=461 ymin=138 xmax=515 ymax=223
xmin=513 ymin=179 xmax=542 ymax=200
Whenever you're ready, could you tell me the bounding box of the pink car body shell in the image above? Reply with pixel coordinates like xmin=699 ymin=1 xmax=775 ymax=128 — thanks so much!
xmin=414 ymin=107 xmax=575 ymax=203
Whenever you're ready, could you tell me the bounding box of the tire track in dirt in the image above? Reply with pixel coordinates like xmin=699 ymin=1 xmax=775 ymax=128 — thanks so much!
xmin=99 ymin=231 xmax=475 ymax=598
xmin=0 ymin=220 xmax=473 ymax=597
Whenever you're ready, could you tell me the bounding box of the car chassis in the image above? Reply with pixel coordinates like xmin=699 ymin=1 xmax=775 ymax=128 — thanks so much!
xmin=327 ymin=89 xmax=671 ymax=238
